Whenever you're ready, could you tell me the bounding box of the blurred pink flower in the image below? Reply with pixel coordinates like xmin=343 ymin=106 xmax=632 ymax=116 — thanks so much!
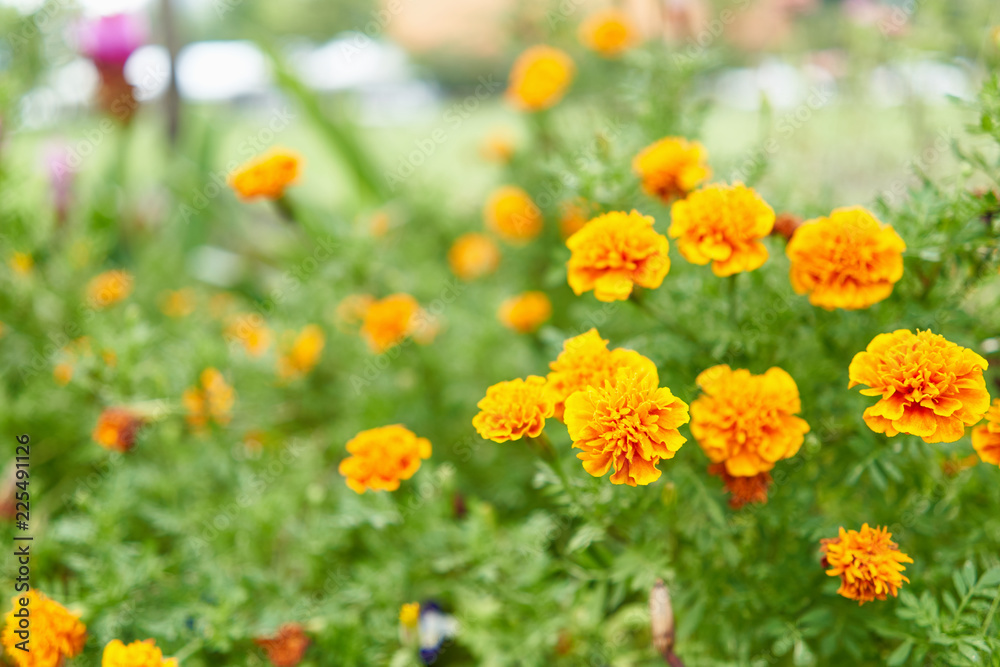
xmin=77 ymin=13 xmax=146 ymax=67
xmin=44 ymin=142 xmax=74 ymax=225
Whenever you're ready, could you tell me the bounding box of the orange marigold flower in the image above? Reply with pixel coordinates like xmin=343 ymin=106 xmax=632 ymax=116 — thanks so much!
xmin=277 ymin=324 xmax=325 ymax=379
xmin=565 ymin=365 xmax=689 ymax=486
xmin=544 ymin=328 xmax=658 ymax=420
xmin=53 ymin=362 xmax=74 ymax=386
xmin=484 ymin=185 xmax=543 ymax=244
xmin=9 ymin=252 xmax=33 ymax=276
xmin=338 ymin=425 xmax=432 ymax=493
xmin=87 ymin=269 xmax=134 ymax=309
xmin=2 ymin=590 xmax=86 ymax=667
xmin=159 ymin=289 xmax=196 ymax=318
xmin=566 ymin=210 xmax=670 ymax=302
xmin=848 ymin=329 xmax=990 ymax=443
xmin=972 ymin=398 xmax=1000 ymax=466
xmin=229 ymin=148 xmax=301 ymax=200
xmin=708 ymin=463 xmax=772 ymax=509
xmin=498 ymin=291 xmax=551 ymax=333
xmin=361 ymin=294 xmax=420 ymax=353
xmin=334 ymin=293 xmax=374 ymax=332
xmin=473 ymin=376 xmax=554 ymax=443
xmin=505 ymin=45 xmax=575 ymax=112
xmin=102 ymin=639 xmax=177 ymax=667
xmin=579 ymin=8 xmax=638 ymax=57
xmin=449 ymin=233 xmax=501 ymax=281
xmin=183 ymin=367 xmax=235 ymax=429
xmin=559 ymin=198 xmax=596 ymax=239
xmin=254 ymin=623 xmax=310 ymax=667
xmin=691 ymin=365 xmax=810 ymax=477
xmin=226 ymin=313 xmax=273 ymax=357
xmin=786 ymin=207 xmax=906 ymax=310
xmin=632 ymin=137 xmax=710 ymax=202
xmin=669 ymin=183 xmax=774 ymax=277
xmin=92 ymin=407 xmax=144 ymax=453
xmin=821 ymin=524 xmax=912 ymax=605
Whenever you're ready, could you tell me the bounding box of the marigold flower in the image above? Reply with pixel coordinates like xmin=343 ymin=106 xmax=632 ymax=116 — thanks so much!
xmin=559 ymin=198 xmax=596 ymax=238
xmin=229 ymin=148 xmax=301 ymax=200
xmin=786 ymin=207 xmax=906 ymax=310
xmin=848 ymin=329 xmax=990 ymax=443
xmin=498 ymin=291 xmax=551 ymax=333
xmin=972 ymin=399 xmax=1000 ymax=466
xmin=505 ymin=45 xmax=575 ymax=112
xmin=226 ymin=313 xmax=272 ymax=357
xmin=473 ymin=376 xmax=554 ymax=443
xmin=92 ymin=407 xmax=144 ymax=453
xmin=87 ymin=269 xmax=134 ymax=309
xmin=632 ymin=137 xmax=710 ymax=202
xmin=254 ymin=623 xmax=310 ymax=667
xmin=708 ymin=463 xmax=772 ymax=509
xmin=544 ymin=328 xmax=658 ymax=420
xmin=691 ymin=365 xmax=809 ymax=477
xmin=334 ymin=293 xmax=374 ymax=331
xmin=669 ymin=183 xmax=774 ymax=277
xmin=102 ymin=639 xmax=177 ymax=667
xmin=54 ymin=363 xmax=74 ymax=385
xmin=566 ymin=210 xmax=670 ymax=301
xmin=183 ymin=367 xmax=235 ymax=429
xmin=448 ymin=233 xmax=501 ymax=280
xmin=361 ymin=294 xmax=420 ymax=353
xmin=277 ymin=324 xmax=325 ymax=379
xmin=579 ymin=8 xmax=637 ymax=57
xmin=338 ymin=425 xmax=432 ymax=493
xmin=565 ymin=365 xmax=689 ymax=486
xmin=821 ymin=524 xmax=912 ymax=605
xmin=2 ymin=590 xmax=86 ymax=667
xmin=9 ymin=252 xmax=33 ymax=276
xmin=399 ymin=602 xmax=420 ymax=629
xmin=484 ymin=186 xmax=543 ymax=244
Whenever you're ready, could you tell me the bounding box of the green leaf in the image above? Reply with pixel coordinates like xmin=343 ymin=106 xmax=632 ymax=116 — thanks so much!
xmin=886 ymin=639 xmax=913 ymax=666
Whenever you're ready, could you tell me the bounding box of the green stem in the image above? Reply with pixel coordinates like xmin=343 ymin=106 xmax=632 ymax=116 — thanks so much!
xmin=628 ymin=291 xmax=699 ymax=345
xmin=529 ymin=433 xmax=579 ymax=506
xmin=727 ymin=274 xmax=739 ymax=326
xmin=982 ymin=584 xmax=1000 ymax=636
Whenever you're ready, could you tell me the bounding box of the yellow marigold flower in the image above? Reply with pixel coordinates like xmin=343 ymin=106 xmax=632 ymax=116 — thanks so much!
xmin=786 ymin=207 xmax=906 ymax=310
xmin=971 ymin=398 xmax=1000 ymax=466
xmin=708 ymin=463 xmax=772 ymax=509
xmin=87 ymin=269 xmax=134 ymax=310
xmin=632 ymin=137 xmax=710 ymax=202
xmin=579 ymin=8 xmax=637 ymax=57
xmin=566 ymin=210 xmax=670 ymax=302
xmin=102 ymin=639 xmax=177 ymax=667
xmin=53 ymin=363 xmax=73 ymax=385
xmin=361 ymin=294 xmax=419 ymax=353
xmin=92 ymin=407 xmax=144 ymax=453
xmin=448 ymin=233 xmax=501 ymax=281
xmin=9 ymin=252 xmax=33 ymax=276
xmin=399 ymin=602 xmax=420 ymax=629
xmin=565 ymin=365 xmax=689 ymax=486
xmin=254 ymin=623 xmax=310 ymax=667
xmin=229 ymin=148 xmax=301 ymax=200
xmin=484 ymin=185 xmax=543 ymax=244
xmin=559 ymin=198 xmax=596 ymax=239
xmin=473 ymin=376 xmax=554 ymax=443
xmin=2 ymin=590 xmax=86 ymax=667
xmin=226 ymin=313 xmax=272 ymax=357
xmin=669 ymin=183 xmax=774 ymax=277
xmin=505 ymin=45 xmax=575 ymax=112
xmin=160 ymin=288 xmax=196 ymax=318
xmin=183 ymin=367 xmax=235 ymax=429
xmin=338 ymin=425 xmax=432 ymax=493
xmin=277 ymin=324 xmax=325 ymax=379
xmin=544 ymin=328 xmax=658 ymax=420
xmin=821 ymin=524 xmax=912 ymax=605
xmin=691 ymin=365 xmax=810 ymax=477
xmin=848 ymin=329 xmax=990 ymax=443
xmin=480 ymin=130 xmax=515 ymax=163
xmin=498 ymin=291 xmax=551 ymax=333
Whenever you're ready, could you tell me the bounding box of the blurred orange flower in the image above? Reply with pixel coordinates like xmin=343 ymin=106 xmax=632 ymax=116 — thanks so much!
xmin=338 ymin=425 xmax=432 ymax=493
xmin=559 ymin=198 xmax=596 ymax=239
xmin=92 ymin=407 xmax=144 ymax=453
xmin=87 ymin=269 xmax=134 ymax=309
xmin=566 ymin=210 xmax=670 ymax=301
xmin=448 ymin=233 xmax=501 ymax=280
xmin=277 ymin=325 xmax=325 ymax=379
xmin=229 ymin=148 xmax=301 ymax=200
xmin=183 ymin=367 xmax=235 ymax=429
xmin=102 ymin=639 xmax=177 ymax=667
xmin=849 ymin=330 xmax=990 ymax=443
xmin=971 ymin=398 xmax=1000 ymax=466
xmin=9 ymin=252 xmax=33 ymax=276
xmin=691 ymin=365 xmax=809 ymax=477
xmin=473 ymin=376 xmax=553 ymax=442
xmin=484 ymin=186 xmax=543 ymax=244
xmin=579 ymin=8 xmax=638 ymax=57
xmin=334 ymin=293 xmax=375 ymax=331
xmin=506 ymin=45 xmax=575 ymax=112
xmin=821 ymin=524 xmax=912 ymax=605
xmin=498 ymin=291 xmax=551 ymax=333
xmin=632 ymin=137 xmax=710 ymax=202
xmin=786 ymin=207 xmax=906 ymax=310
xmin=361 ymin=294 xmax=420 ymax=353
xmin=1 ymin=590 xmax=86 ymax=667
xmin=226 ymin=313 xmax=273 ymax=357
xmin=160 ymin=288 xmax=196 ymax=318
xmin=480 ymin=130 xmax=515 ymax=163
xmin=670 ymin=183 xmax=774 ymax=277
xmin=254 ymin=623 xmax=310 ymax=667
xmin=708 ymin=463 xmax=772 ymax=509
xmin=565 ymin=365 xmax=689 ymax=486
